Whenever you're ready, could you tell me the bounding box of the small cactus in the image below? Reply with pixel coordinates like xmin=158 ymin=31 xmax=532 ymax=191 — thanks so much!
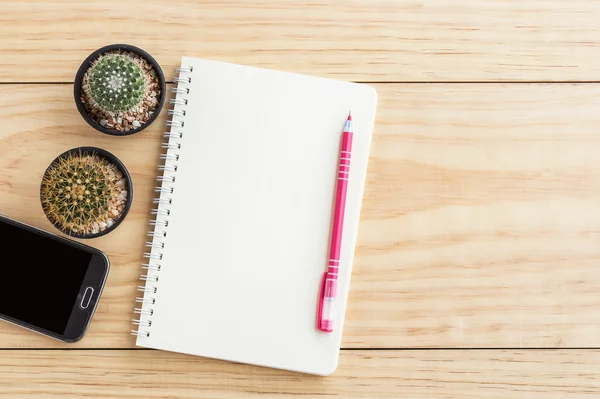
xmin=83 ymin=52 xmax=148 ymax=113
xmin=41 ymin=151 xmax=129 ymax=236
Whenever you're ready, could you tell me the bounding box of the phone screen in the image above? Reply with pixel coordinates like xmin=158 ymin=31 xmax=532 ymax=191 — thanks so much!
xmin=0 ymin=220 xmax=92 ymax=334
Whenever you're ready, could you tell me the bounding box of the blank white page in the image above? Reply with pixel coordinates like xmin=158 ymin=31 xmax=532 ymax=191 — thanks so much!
xmin=136 ymin=57 xmax=377 ymax=375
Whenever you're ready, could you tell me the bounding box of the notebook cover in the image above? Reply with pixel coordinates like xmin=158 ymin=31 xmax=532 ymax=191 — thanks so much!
xmin=135 ymin=57 xmax=378 ymax=375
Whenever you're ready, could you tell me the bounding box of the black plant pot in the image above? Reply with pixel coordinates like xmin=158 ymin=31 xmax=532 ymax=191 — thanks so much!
xmin=74 ymin=44 xmax=166 ymax=136
xmin=40 ymin=147 xmax=134 ymax=239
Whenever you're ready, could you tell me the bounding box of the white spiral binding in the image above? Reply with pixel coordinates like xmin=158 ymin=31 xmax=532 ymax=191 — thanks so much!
xmin=134 ymin=307 xmax=153 ymax=316
xmin=154 ymin=186 xmax=174 ymax=194
xmin=145 ymin=241 xmax=164 ymax=249
xmin=175 ymin=66 xmax=194 ymax=73
xmin=164 ymin=132 xmax=183 ymax=139
xmin=131 ymin=65 xmax=191 ymax=339
xmin=159 ymin=153 xmax=179 ymax=161
xmin=134 ymin=307 xmax=154 ymax=316
xmin=173 ymin=76 xmax=192 ymax=84
xmin=158 ymin=165 xmax=178 ymax=172
xmin=142 ymin=264 xmax=161 ymax=272
xmin=161 ymin=143 xmax=181 ymax=150
xmin=167 ymin=120 xmax=184 ymax=128
xmin=151 ymin=209 xmax=170 ymax=216
xmin=149 ymin=220 xmax=169 ymax=227
xmin=169 ymin=98 xmax=188 ymax=106
xmin=153 ymin=198 xmax=172 ymax=205
xmin=147 ymin=231 xmax=166 ymax=238
xmin=156 ymin=175 xmax=176 ymax=183
xmin=168 ymin=109 xmax=186 ymax=117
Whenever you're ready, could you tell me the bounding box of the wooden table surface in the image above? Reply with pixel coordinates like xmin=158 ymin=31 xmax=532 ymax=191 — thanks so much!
xmin=2 ymin=0 xmax=600 ymax=397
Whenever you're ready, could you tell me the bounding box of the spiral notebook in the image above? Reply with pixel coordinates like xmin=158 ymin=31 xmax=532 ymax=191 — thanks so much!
xmin=132 ymin=57 xmax=378 ymax=375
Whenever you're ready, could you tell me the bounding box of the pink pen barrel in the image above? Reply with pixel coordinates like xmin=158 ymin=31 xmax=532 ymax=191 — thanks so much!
xmin=318 ymin=113 xmax=353 ymax=333
xmin=329 ymin=128 xmax=353 ymax=264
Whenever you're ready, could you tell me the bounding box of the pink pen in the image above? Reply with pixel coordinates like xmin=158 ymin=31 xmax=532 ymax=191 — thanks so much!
xmin=317 ymin=111 xmax=353 ymax=333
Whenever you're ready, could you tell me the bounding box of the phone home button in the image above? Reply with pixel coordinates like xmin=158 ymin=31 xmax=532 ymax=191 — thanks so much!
xmin=80 ymin=287 xmax=94 ymax=309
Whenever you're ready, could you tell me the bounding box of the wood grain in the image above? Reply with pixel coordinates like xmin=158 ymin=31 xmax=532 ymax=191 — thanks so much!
xmin=0 ymin=349 xmax=599 ymax=398
xmin=4 ymin=0 xmax=600 ymax=395
xmin=1 ymin=0 xmax=600 ymax=83
xmin=349 ymin=83 xmax=600 ymax=348
xmin=2 ymin=84 xmax=600 ymax=349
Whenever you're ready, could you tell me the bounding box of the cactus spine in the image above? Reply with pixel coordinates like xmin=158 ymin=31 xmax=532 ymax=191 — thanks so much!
xmin=41 ymin=151 xmax=128 ymax=236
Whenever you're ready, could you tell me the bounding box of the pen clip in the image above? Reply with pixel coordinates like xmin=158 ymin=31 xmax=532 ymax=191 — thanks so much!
xmin=317 ymin=272 xmax=327 ymax=331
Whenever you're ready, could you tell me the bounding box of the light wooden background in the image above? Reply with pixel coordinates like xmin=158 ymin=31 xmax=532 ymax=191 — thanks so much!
xmin=1 ymin=0 xmax=600 ymax=397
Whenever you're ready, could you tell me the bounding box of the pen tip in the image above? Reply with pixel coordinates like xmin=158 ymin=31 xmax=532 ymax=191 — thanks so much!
xmin=348 ymin=110 xmax=352 ymax=121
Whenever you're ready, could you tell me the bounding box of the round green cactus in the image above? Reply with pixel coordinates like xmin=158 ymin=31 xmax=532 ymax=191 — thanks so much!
xmin=84 ymin=53 xmax=148 ymax=113
xmin=41 ymin=151 xmax=128 ymax=235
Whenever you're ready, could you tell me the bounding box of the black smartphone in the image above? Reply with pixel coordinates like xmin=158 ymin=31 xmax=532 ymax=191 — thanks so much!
xmin=0 ymin=214 xmax=109 ymax=342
